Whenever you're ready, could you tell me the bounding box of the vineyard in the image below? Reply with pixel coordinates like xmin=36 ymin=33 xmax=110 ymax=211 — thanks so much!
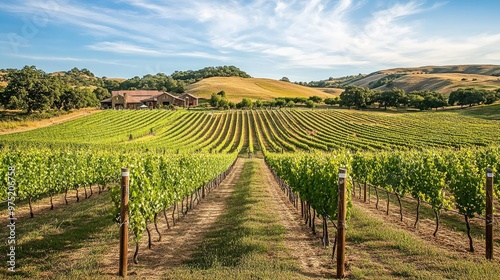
xmin=1 ymin=109 xmax=499 ymax=151
xmin=1 ymin=107 xmax=500 ymax=279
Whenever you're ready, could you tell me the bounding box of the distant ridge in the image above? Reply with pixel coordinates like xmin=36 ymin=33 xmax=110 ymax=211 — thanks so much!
xmin=341 ymin=64 xmax=500 ymax=94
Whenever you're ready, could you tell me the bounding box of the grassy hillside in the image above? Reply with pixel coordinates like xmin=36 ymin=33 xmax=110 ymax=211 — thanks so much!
xmin=378 ymin=73 xmax=500 ymax=94
xmin=343 ymin=64 xmax=500 ymax=94
xmin=186 ymin=77 xmax=337 ymax=102
xmin=381 ymin=64 xmax=500 ymax=76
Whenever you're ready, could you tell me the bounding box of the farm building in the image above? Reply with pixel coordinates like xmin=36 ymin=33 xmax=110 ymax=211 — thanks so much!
xmin=100 ymin=90 xmax=198 ymax=109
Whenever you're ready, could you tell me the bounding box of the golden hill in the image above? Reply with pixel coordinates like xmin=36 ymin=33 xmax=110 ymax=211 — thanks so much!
xmin=345 ymin=64 xmax=500 ymax=94
xmin=185 ymin=77 xmax=339 ymax=102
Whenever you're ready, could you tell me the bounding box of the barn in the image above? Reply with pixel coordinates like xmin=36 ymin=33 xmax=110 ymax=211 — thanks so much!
xmin=100 ymin=90 xmax=198 ymax=109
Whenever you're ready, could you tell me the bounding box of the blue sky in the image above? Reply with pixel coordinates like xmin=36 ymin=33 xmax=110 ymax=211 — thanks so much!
xmin=1 ymin=0 xmax=499 ymax=81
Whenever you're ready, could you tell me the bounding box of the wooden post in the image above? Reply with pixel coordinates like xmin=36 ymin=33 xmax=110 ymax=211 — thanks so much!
xmin=337 ymin=168 xmax=347 ymax=278
xmin=119 ymin=168 xmax=130 ymax=277
xmin=486 ymin=168 xmax=494 ymax=260
xmin=363 ymin=182 xmax=367 ymax=203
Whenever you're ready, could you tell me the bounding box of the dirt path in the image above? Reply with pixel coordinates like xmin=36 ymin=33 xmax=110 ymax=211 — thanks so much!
xmin=0 ymin=108 xmax=99 ymax=135
xmin=100 ymin=158 xmax=244 ymax=278
xmin=261 ymin=159 xmax=334 ymax=278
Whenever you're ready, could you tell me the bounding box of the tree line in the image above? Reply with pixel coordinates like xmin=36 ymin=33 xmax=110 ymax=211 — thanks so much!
xmin=0 ymin=66 xmax=105 ymax=112
xmin=209 ymin=92 xmax=327 ymax=110
xmin=0 ymin=65 xmax=251 ymax=113
xmin=338 ymin=86 xmax=500 ymax=111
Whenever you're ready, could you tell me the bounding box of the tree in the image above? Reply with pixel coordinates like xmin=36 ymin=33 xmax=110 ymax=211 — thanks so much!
xmin=238 ymin=98 xmax=253 ymax=109
xmin=408 ymin=90 xmax=447 ymax=111
xmin=407 ymin=94 xmax=425 ymax=110
xmin=59 ymin=87 xmax=99 ymax=110
xmin=217 ymin=90 xmax=226 ymax=98
xmin=93 ymin=87 xmax=110 ymax=101
xmin=1 ymin=66 xmax=61 ymax=113
xmin=449 ymin=88 xmax=485 ymax=107
xmin=275 ymin=98 xmax=286 ymax=108
xmin=293 ymin=97 xmax=307 ymax=104
xmin=218 ymin=98 xmax=229 ymax=109
xmin=376 ymin=87 xmax=406 ymax=110
xmin=280 ymin=77 xmax=290 ymax=82
xmin=308 ymin=96 xmax=323 ymax=103
xmin=286 ymin=100 xmax=295 ymax=108
xmin=339 ymin=86 xmax=372 ymax=109
xmin=324 ymin=97 xmax=340 ymax=105
xmin=210 ymin=93 xmax=222 ymax=107
xmin=254 ymin=99 xmax=263 ymax=108
xmin=305 ymin=100 xmax=315 ymax=109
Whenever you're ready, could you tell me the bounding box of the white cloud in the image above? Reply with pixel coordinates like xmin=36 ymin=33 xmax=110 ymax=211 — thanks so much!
xmin=12 ymin=54 xmax=133 ymax=66
xmin=1 ymin=0 xmax=500 ymax=74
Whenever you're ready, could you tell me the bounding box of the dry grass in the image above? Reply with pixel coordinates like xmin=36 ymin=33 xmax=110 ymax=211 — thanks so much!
xmin=387 ymin=73 xmax=500 ymax=94
xmin=381 ymin=64 xmax=500 ymax=76
xmin=345 ymin=64 xmax=500 ymax=94
xmin=0 ymin=108 xmax=99 ymax=134
xmin=186 ymin=77 xmax=336 ymax=102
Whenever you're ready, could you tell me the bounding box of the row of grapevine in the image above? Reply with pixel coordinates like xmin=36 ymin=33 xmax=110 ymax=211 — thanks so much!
xmin=265 ymin=152 xmax=352 ymax=246
xmin=0 ymin=148 xmax=120 ymax=217
xmin=2 ymin=109 xmax=500 ymax=153
xmin=264 ymin=145 xmax=498 ymax=253
xmin=351 ymin=146 xmax=500 ymax=252
xmin=110 ymin=152 xmax=237 ymax=262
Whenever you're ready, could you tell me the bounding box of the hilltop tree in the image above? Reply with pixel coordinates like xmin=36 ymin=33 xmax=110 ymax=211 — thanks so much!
xmin=280 ymin=77 xmax=290 ymax=82
xmin=1 ymin=66 xmax=60 ymax=112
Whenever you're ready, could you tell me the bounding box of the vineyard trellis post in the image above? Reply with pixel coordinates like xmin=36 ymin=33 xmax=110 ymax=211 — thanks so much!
xmin=119 ymin=168 xmax=130 ymax=277
xmin=337 ymin=168 xmax=347 ymax=279
xmin=486 ymin=168 xmax=494 ymax=260
xmin=363 ymin=182 xmax=367 ymax=203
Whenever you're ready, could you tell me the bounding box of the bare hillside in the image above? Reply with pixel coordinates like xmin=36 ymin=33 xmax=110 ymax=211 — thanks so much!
xmin=186 ymin=77 xmax=337 ymax=102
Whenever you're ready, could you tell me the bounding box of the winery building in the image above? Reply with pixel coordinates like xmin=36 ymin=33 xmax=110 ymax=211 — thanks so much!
xmin=100 ymin=90 xmax=198 ymax=109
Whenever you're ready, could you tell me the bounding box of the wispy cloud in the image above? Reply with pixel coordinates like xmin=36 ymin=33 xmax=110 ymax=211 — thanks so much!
xmin=12 ymin=54 xmax=134 ymax=66
xmin=1 ymin=0 xmax=499 ymax=76
xmin=87 ymin=42 xmax=163 ymax=56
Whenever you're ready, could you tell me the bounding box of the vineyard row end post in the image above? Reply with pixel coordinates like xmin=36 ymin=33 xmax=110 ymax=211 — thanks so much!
xmin=486 ymin=168 xmax=494 ymax=260
xmin=119 ymin=168 xmax=130 ymax=277
xmin=337 ymin=168 xmax=347 ymax=279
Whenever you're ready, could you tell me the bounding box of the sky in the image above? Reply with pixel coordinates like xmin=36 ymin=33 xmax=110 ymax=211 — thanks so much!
xmin=0 ymin=0 xmax=499 ymax=82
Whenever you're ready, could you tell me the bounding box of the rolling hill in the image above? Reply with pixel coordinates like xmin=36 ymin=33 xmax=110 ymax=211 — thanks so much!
xmin=342 ymin=64 xmax=500 ymax=94
xmin=186 ymin=77 xmax=339 ymax=102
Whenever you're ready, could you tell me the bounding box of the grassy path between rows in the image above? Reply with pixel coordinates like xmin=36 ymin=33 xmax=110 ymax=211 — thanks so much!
xmin=161 ymin=158 xmax=307 ymax=279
